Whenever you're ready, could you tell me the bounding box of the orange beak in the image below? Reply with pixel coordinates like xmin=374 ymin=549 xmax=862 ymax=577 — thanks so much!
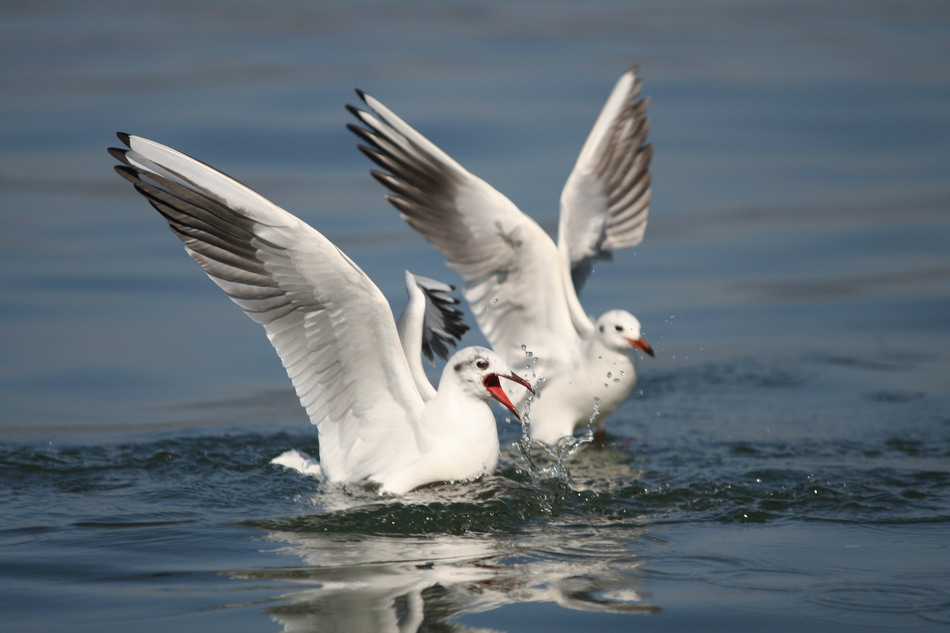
xmin=483 ymin=373 xmax=534 ymax=420
xmin=627 ymin=337 xmax=655 ymax=358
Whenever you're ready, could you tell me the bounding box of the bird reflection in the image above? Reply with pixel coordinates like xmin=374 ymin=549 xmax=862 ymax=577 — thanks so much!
xmin=231 ymin=477 xmax=660 ymax=632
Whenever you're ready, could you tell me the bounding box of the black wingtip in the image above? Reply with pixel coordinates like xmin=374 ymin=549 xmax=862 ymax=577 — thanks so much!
xmin=116 ymin=132 xmax=132 ymax=146
xmin=106 ymin=146 xmax=127 ymax=162
xmin=113 ymin=164 xmax=139 ymax=184
xmin=346 ymin=122 xmax=368 ymax=137
xmin=354 ymin=88 xmax=368 ymax=102
xmin=368 ymin=169 xmax=390 ymax=184
xmin=358 ymin=145 xmax=393 ymax=172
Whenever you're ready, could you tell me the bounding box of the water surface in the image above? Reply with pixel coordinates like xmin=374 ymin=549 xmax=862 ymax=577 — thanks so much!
xmin=2 ymin=0 xmax=949 ymax=631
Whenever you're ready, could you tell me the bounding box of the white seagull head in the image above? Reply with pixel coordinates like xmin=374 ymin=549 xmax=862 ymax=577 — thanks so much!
xmin=445 ymin=346 xmax=534 ymax=420
xmin=594 ymin=310 xmax=655 ymax=357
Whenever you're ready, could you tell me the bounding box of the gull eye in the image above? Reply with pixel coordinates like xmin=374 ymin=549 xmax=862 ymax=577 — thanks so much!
xmin=475 ymin=359 xmax=489 ymax=371
xmin=614 ymin=325 xmax=624 ymax=332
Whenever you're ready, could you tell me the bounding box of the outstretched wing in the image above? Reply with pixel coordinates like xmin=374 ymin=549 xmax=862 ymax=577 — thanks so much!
xmin=559 ymin=66 xmax=652 ymax=296
xmin=410 ymin=273 xmax=469 ymax=363
xmin=109 ymin=134 xmax=424 ymax=483
xmin=395 ymin=271 xmax=469 ymax=402
xmin=348 ymin=94 xmax=579 ymax=367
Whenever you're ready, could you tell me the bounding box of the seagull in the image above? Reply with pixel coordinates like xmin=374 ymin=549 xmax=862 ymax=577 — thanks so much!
xmin=347 ymin=66 xmax=655 ymax=445
xmin=108 ymin=133 xmax=533 ymax=494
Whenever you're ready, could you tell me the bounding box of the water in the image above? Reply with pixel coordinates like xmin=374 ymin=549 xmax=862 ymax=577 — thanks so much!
xmin=2 ymin=0 xmax=950 ymax=631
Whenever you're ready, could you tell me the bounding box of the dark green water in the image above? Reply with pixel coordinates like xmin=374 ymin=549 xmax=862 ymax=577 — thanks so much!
xmin=2 ymin=0 xmax=949 ymax=630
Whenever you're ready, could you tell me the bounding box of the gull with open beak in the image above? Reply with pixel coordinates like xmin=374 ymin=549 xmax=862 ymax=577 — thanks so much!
xmin=109 ymin=134 xmax=532 ymax=494
xmin=348 ymin=66 xmax=655 ymax=444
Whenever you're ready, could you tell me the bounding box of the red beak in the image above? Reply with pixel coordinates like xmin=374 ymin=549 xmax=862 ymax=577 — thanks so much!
xmin=483 ymin=373 xmax=534 ymax=420
xmin=627 ymin=337 xmax=655 ymax=358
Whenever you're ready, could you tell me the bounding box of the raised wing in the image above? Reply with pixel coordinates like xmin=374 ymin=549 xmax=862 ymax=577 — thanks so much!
xmin=410 ymin=272 xmax=469 ymax=363
xmin=109 ymin=134 xmax=424 ymax=483
xmin=348 ymin=93 xmax=579 ymax=367
xmin=395 ymin=271 xmax=469 ymax=401
xmin=559 ymin=66 xmax=652 ymax=296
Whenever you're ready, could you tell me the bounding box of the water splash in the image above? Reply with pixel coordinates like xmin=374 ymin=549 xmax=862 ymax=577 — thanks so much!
xmin=507 ymin=345 xmax=601 ymax=485
xmin=516 ymin=394 xmax=600 ymax=486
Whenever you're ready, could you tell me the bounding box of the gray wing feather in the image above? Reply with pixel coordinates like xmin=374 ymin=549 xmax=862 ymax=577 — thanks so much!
xmin=559 ymin=66 xmax=653 ymax=293
xmin=348 ymin=96 xmax=580 ymax=366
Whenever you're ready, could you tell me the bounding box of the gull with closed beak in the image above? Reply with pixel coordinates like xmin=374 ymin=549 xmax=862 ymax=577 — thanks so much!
xmin=348 ymin=66 xmax=655 ymax=444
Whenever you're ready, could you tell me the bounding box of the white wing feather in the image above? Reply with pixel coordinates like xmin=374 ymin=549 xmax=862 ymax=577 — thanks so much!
xmin=558 ymin=66 xmax=652 ymax=307
xmin=110 ymin=134 xmax=424 ymax=483
xmin=348 ymin=95 xmax=578 ymax=367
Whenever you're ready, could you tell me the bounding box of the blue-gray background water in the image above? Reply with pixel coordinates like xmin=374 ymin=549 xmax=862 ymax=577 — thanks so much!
xmin=2 ymin=1 xmax=949 ymax=631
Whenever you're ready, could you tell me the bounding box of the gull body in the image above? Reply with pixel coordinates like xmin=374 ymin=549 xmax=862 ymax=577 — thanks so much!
xmin=109 ymin=134 xmax=531 ymax=493
xmin=348 ymin=67 xmax=655 ymax=444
